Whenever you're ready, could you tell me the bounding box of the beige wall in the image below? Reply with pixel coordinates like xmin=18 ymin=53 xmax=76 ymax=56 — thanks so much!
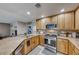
xmin=0 ymin=23 xmax=10 ymax=37
xmin=17 ymin=21 xmax=27 ymax=35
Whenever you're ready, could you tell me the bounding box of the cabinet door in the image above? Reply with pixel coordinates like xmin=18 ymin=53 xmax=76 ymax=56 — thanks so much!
xmin=35 ymin=36 xmax=40 ymax=46
xmin=45 ymin=17 xmax=51 ymax=24
xmin=26 ymin=40 xmax=32 ymax=53
xmin=65 ymin=12 xmax=74 ymax=30
xmin=31 ymin=37 xmax=36 ymax=49
xmin=36 ymin=20 xmax=42 ymax=29
xmin=20 ymin=40 xmax=28 ymax=55
xmin=75 ymin=47 xmax=79 ymax=55
xmin=39 ymin=35 xmax=44 ymax=45
xmin=20 ymin=45 xmax=25 ymax=55
xmin=75 ymin=8 xmax=79 ymax=30
xmin=57 ymin=39 xmax=69 ymax=54
xmin=69 ymin=42 xmax=75 ymax=55
xmin=58 ymin=14 xmax=65 ymax=29
xmin=51 ymin=16 xmax=58 ymax=24
xmin=41 ymin=17 xmax=51 ymax=29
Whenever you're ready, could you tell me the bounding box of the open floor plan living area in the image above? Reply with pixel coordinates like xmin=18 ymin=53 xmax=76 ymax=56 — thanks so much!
xmin=0 ymin=3 xmax=79 ymax=55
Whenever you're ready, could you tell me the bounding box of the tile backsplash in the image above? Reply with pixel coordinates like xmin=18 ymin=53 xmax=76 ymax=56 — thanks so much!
xmin=57 ymin=31 xmax=79 ymax=39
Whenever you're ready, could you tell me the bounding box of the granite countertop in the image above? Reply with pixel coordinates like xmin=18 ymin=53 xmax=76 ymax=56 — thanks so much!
xmin=0 ymin=34 xmax=40 ymax=55
xmin=0 ymin=35 xmax=26 ymax=55
xmin=57 ymin=36 xmax=79 ymax=50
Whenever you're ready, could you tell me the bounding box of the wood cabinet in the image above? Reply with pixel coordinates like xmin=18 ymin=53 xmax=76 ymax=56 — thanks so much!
xmin=41 ymin=17 xmax=51 ymax=29
xmin=36 ymin=12 xmax=75 ymax=30
xmin=20 ymin=36 xmax=40 ymax=55
xmin=57 ymin=38 xmax=69 ymax=54
xmin=58 ymin=14 xmax=65 ymax=29
xmin=20 ymin=40 xmax=27 ymax=55
xmin=69 ymin=41 xmax=75 ymax=55
xmin=20 ymin=39 xmax=32 ymax=55
xmin=75 ymin=47 xmax=79 ymax=55
xmin=57 ymin=12 xmax=74 ymax=30
xmin=31 ymin=37 xmax=36 ymax=49
xmin=36 ymin=20 xmax=42 ymax=29
xmin=57 ymin=38 xmax=79 ymax=55
xmin=35 ymin=36 xmax=40 ymax=46
xmin=75 ymin=8 xmax=79 ymax=30
xmin=44 ymin=17 xmax=51 ymax=25
xmin=69 ymin=41 xmax=79 ymax=55
xmin=51 ymin=16 xmax=58 ymax=24
xmin=39 ymin=35 xmax=44 ymax=45
xmin=36 ymin=17 xmax=51 ymax=29
xmin=64 ymin=12 xmax=74 ymax=30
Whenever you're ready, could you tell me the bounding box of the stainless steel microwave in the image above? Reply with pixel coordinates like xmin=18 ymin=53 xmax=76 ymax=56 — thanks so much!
xmin=46 ymin=24 xmax=57 ymax=29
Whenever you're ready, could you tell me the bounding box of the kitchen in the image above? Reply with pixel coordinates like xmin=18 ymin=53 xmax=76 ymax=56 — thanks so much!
xmin=0 ymin=3 xmax=79 ymax=55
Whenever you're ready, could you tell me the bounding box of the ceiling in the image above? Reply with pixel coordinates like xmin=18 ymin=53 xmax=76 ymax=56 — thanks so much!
xmin=0 ymin=3 xmax=78 ymax=23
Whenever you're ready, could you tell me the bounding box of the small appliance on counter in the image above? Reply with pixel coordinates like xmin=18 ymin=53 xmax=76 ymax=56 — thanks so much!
xmin=57 ymin=31 xmax=67 ymax=37
xmin=76 ymin=32 xmax=79 ymax=38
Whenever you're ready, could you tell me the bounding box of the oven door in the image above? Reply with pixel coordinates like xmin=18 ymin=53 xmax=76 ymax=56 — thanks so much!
xmin=45 ymin=38 xmax=48 ymax=44
xmin=50 ymin=40 xmax=56 ymax=47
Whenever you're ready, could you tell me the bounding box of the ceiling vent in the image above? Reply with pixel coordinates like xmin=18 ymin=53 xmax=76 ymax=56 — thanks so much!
xmin=35 ymin=3 xmax=41 ymax=8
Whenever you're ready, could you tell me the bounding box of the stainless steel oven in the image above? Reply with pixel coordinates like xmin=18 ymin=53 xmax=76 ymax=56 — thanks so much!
xmin=44 ymin=34 xmax=57 ymax=53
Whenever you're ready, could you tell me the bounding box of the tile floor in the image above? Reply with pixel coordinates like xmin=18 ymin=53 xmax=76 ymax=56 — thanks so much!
xmin=28 ymin=45 xmax=64 ymax=55
xmin=16 ymin=45 xmax=64 ymax=55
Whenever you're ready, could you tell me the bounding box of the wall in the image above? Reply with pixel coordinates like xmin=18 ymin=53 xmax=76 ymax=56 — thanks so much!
xmin=10 ymin=21 xmax=27 ymax=36
xmin=26 ymin=21 xmax=36 ymax=34
xmin=10 ymin=21 xmax=36 ymax=36
xmin=10 ymin=22 xmax=17 ymax=36
xmin=0 ymin=23 xmax=10 ymax=37
xmin=17 ymin=21 xmax=27 ymax=35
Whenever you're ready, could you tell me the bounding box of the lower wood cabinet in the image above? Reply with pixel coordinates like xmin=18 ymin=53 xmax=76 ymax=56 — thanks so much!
xmin=69 ymin=41 xmax=79 ymax=55
xmin=20 ymin=40 xmax=27 ymax=55
xmin=35 ymin=36 xmax=40 ymax=46
xmin=57 ymin=38 xmax=69 ymax=54
xmin=57 ymin=38 xmax=79 ymax=55
xmin=20 ymin=35 xmax=41 ymax=55
xmin=31 ymin=37 xmax=36 ymax=49
xmin=20 ymin=39 xmax=31 ymax=55
xmin=69 ymin=41 xmax=75 ymax=55
xmin=75 ymin=47 xmax=79 ymax=55
xmin=39 ymin=35 xmax=44 ymax=45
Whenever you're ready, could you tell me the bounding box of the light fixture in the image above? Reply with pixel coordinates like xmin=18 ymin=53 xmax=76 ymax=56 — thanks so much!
xmin=41 ymin=15 xmax=44 ymax=18
xmin=27 ymin=11 xmax=30 ymax=15
xmin=60 ymin=9 xmax=64 ymax=12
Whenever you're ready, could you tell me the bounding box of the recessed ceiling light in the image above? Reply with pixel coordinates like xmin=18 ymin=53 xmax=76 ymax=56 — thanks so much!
xmin=27 ymin=11 xmax=30 ymax=15
xmin=41 ymin=15 xmax=44 ymax=18
xmin=60 ymin=9 xmax=64 ymax=12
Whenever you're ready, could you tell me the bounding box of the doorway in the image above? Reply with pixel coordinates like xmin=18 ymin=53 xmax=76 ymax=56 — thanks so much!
xmin=15 ymin=30 xmax=17 ymax=36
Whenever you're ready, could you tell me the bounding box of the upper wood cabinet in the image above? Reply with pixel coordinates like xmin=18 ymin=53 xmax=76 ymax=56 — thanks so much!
xmin=36 ymin=17 xmax=51 ymax=29
xmin=75 ymin=8 xmax=79 ymax=30
xmin=51 ymin=16 xmax=58 ymax=24
xmin=36 ymin=20 xmax=42 ymax=29
xmin=57 ymin=12 xmax=74 ymax=30
xmin=58 ymin=14 xmax=65 ymax=29
xmin=36 ymin=12 xmax=75 ymax=30
xmin=64 ymin=12 xmax=74 ymax=30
